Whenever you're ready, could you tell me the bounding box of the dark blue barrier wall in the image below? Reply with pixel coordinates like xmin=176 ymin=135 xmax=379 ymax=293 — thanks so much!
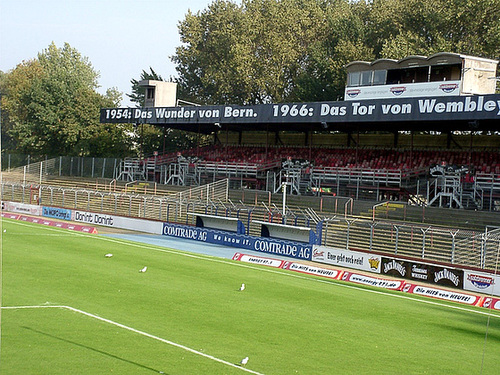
xmin=193 ymin=213 xmax=246 ymax=234
xmin=162 ymin=223 xmax=312 ymax=260
xmin=255 ymin=220 xmax=318 ymax=244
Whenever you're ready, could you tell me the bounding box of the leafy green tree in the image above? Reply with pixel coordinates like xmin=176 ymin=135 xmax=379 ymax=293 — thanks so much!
xmin=2 ymin=42 xmax=130 ymax=157
xmin=174 ymin=0 xmax=246 ymax=104
xmin=172 ymin=0 xmax=499 ymax=104
xmin=367 ymin=0 xmax=500 ymax=58
xmin=174 ymin=0 xmax=335 ymax=104
xmin=241 ymin=0 xmax=331 ymax=103
xmin=289 ymin=0 xmax=373 ymax=101
xmin=173 ymin=0 xmax=372 ymax=104
xmin=1 ymin=62 xmax=40 ymax=153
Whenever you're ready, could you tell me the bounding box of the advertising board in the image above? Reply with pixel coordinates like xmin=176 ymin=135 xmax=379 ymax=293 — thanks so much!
xmin=311 ymin=245 xmax=381 ymax=273
xmin=480 ymin=297 xmax=500 ymax=310
xmin=283 ymin=262 xmax=341 ymax=280
xmin=2 ymin=213 xmax=20 ymax=220
xmin=463 ymin=270 xmax=500 ymax=297
xmin=232 ymin=253 xmax=286 ymax=268
xmin=341 ymin=271 xmax=404 ymax=290
xmin=3 ymin=201 xmax=41 ymax=216
xmin=42 ymin=206 xmax=71 ymax=220
xmin=11 ymin=214 xmax=97 ymax=233
xmin=403 ymin=284 xmax=480 ymax=305
xmin=380 ymin=257 xmax=464 ymax=289
xmin=73 ymin=210 xmax=163 ymax=234
xmin=163 ymin=223 xmax=312 ymax=260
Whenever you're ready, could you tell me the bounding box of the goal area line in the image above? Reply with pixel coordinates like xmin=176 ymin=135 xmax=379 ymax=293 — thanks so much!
xmin=1 ymin=304 xmax=264 ymax=375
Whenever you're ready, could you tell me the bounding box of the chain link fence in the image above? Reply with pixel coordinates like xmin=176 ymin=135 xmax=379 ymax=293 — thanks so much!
xmin=321 ymin=218 xmax=499 ymax=271
xmin=453 ymin=227 xmax=500 ymax=270
xmin=2 ymin=155 xmax=121 ymax=183
xmin=2 ymin=174 xmax=498 ymax=271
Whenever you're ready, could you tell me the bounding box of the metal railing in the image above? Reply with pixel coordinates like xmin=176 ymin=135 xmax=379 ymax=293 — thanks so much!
xmin=2 ymin=177 xmax=499 ymax=272
xmin=310 ymin=166 xmax=427 ymax=187
xmin=453 ymin=227 xmax=500 ymax=270
xmin=2 ymin=156 xmax=121 ymax=184
xmin=321 ymin=217 xmax=497 ymax=271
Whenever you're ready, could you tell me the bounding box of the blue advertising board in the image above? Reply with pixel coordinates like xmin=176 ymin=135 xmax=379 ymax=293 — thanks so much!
xmin=162 ymin=223 xmax=312 ymax=260
xmin=42 ymin=206 xmax=71 ymax=221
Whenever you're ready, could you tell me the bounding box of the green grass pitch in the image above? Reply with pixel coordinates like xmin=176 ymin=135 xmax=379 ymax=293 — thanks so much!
xmin=1 ymin=218 xmax=499 ymax=374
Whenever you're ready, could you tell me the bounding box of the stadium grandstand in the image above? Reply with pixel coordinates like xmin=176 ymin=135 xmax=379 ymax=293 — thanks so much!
xmin=102 ymin=53 xmax=500 ymax=212
xmin=2 ymin=53 xmax=500 ymax=281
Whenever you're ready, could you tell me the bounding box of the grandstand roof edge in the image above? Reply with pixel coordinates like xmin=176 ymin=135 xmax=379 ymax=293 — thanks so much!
xmin=100 ymin=94 xmax=500 ymax=134
xmin=344 ymin=52 xmax=499 ymax=69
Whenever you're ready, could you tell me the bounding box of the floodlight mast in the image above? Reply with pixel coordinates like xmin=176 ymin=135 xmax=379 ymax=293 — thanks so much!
xmin=282 ymin=180 xmax=290 ymax=217
xmin=0 ymin=92 xmax=3 ymax=334
xmin=0 ymin=93 xmax=2 ymax=189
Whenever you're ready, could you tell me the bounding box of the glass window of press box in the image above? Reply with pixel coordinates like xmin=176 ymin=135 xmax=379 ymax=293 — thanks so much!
xmin=347 ymin=64 xmax=462 ymax=87
xmin=348 ymin=70 xmax=387 ymax=87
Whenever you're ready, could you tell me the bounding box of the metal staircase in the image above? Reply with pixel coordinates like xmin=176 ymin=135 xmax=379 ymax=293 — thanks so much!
xmin=427 ymin=171 xmax=482 ymax=210
xmin=428 ymin=174 xmax=463 ymax=208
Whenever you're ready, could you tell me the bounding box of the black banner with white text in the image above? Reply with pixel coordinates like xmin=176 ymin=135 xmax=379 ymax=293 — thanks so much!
xmin=101 ymin=94 xmax=500 ymax=125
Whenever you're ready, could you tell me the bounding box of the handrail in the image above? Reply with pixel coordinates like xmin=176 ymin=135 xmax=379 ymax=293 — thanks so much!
xmin=372 ymin=201 xmax=390 ymax=220
xmin=344 ymin=198 xmax=353 ymax=218
xmin=109 ymin=179 xmax=117 ymax=192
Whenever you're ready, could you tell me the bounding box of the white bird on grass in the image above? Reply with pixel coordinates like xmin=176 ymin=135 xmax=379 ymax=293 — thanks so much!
xmin=139 ymin=266 xmax=148 ymax=273
xmin=240 ymin=356 xmax=249 ymax=366
xmin=239 ymin=283 xmax=245 ymax=291
xmin=105 ymin=253 xmax=113 ymax=258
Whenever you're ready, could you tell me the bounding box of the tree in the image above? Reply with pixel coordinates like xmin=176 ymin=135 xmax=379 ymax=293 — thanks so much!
xmin=172 ymin=0 xmax=499 ymax=105
xmin=174 ymin=0 xmax=338 ymax=104
xmin=289 ymin=0 xmax=373 ymax=101
xmin=174 ymin=0 xmax=247 ymax=104
xmin=173 ymin=0 xmax=373 ymax=104
xmin=1 ymin=60 xmax=42 ymax=153
xmin=241 ymin=0 xmax=332 ymax=103
xmin=1 ymin=42 xmax=131 ymax=157
xmin=367 ymin=0 xmax=500 ymax=58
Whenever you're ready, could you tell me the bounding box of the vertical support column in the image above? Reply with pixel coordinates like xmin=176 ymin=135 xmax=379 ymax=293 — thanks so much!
xmin=450 ymin=230 xmax=457 ymax=264
xmin=394 ymin=226 xmax=399 ymax=255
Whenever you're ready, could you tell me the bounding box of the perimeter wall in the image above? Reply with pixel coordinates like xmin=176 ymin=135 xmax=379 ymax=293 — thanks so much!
xmin=3 ymin=200 xmax=499 ymax=302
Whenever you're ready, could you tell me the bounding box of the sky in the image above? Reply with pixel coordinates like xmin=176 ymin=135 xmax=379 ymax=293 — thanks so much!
xmin=0 ymin=0 xmax=218 ymax=106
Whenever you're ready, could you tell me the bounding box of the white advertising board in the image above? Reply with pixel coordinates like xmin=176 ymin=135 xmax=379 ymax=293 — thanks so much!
xmin=344 ymin=81 xmax=462 ymax=100
xmin=3 ymin=201 xmax=42 ymax=216
xmin=311 ymin=245 xmax=381 ymax=273
xmin=72 ymin=210 xmax=163 ymax=234
xmin=463 ymin=270 xmax=500 ymax=297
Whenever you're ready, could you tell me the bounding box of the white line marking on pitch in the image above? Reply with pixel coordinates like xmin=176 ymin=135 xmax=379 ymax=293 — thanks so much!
xmin=1 ymin=304 xmax=264 ymax=375
xmin=6 ymin=220 xmax=90 ymax=236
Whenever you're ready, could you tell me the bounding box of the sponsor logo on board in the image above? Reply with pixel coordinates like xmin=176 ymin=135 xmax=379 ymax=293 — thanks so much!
xmin=390 ymin=86 xmax=406 ymax=96
xmin=467 ymin=274 xmax=494 ymax=289
xmin=439 ymin=83 xmax=459 ymax=93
